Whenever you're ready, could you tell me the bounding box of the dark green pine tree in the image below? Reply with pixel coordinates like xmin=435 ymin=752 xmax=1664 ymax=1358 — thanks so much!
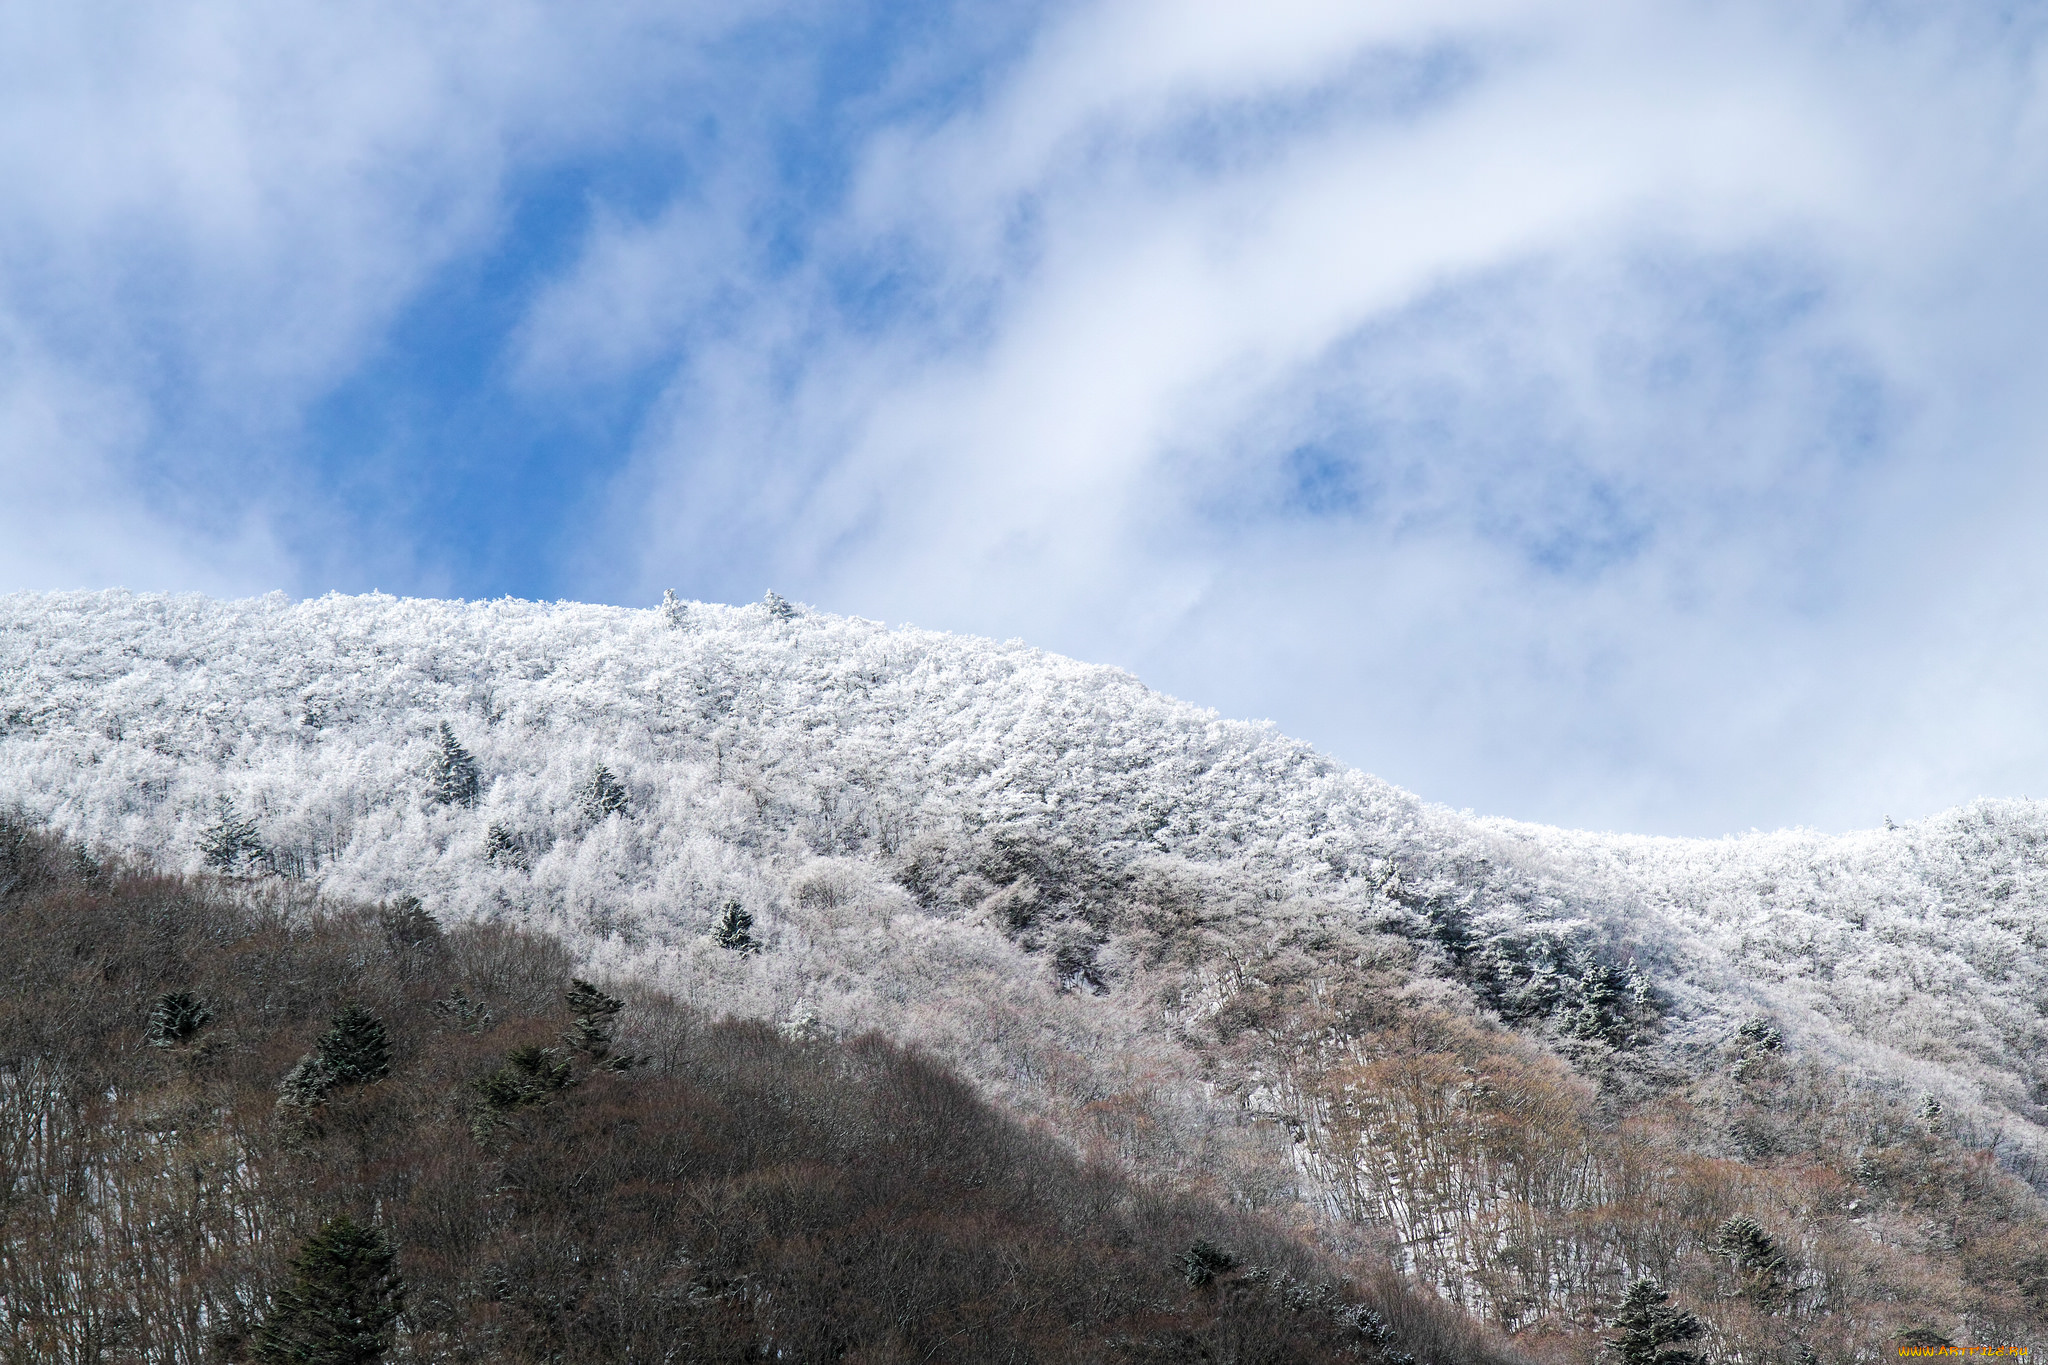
xmin=1735 ymin=1016 xmax=1784 ymax=1052
xmin=432 ymin=993 xmax=493 ymax=1034
xmin=1174 ymin=1239 xmax=1238 ymax=1288
xmin=252 ymin=1215 xmax=405 ymax=1365
xmin=428 ymin=721 xmax=480 ymax=807
xmin=199 ymin=794 xmax=266 ymax=873
xmin=474 ymin=1044 xmax=576 ymax=1115
xmin=1715 ymin=1216 xmax=1790 ymax=1310
xmin=316 ymin=1005 xmax=390 ymax=1086
xmin=1423 ymin=898 xmax=1474 ymax=965
xmin=146 ymin=990 xmax=214 ymax=1047
xmin=377 ymin=895 xmax=441 ymax=954
xmin=578 ymin=763 xmax=629 ymax=820
xmin=278 ymin=1055 xmax=338 ymax=1111
xmin=1560 ymin=959 xmax=1631 ymax=1043
xmin=470 ymin=1044 xmax=580 ymax=1141
xmin=1606 ymin=1278 xmax=1703 ymax=1365
xmin=712 ymin=898 xmax=759 ymax=953
xmin=563 ymin=977 xmax=625 ymax=1061
xmin=482 ymin=822 xmax=523 ymax=867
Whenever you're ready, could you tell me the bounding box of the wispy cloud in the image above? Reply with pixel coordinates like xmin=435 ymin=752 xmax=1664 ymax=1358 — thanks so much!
xmin=0 ymin=0 xmax=774 ymax=588
xmin=553 ymin=0 xmax=2048 ymax=834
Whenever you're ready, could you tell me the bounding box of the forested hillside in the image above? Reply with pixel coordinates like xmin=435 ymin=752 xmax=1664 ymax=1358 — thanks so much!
xmin=0 ymin=819 xmax=1501 ymax=1363
xmin=3 ymin=588 xmax=2045 ymax=1356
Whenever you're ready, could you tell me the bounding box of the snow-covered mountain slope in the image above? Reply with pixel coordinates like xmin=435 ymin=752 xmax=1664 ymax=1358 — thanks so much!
xmin=1498 ymin=812 xmax=2048 ymax=1126
xmin=1 ymin=587 xmax=1435 ymax=920
xmin=3 ymin=589 xmax=2044 ymax=1170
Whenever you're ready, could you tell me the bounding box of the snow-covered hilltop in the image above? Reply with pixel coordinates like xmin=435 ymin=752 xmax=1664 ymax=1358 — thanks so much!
xmin=1 ymin=588 xmax=1438 ymax=924
xmin=4 ymin=588 xmax=2044 ymax=1170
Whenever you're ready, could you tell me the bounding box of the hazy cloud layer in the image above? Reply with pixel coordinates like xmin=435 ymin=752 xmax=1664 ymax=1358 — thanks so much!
xmin=4 ymin=0 xmax=2046 ymax=834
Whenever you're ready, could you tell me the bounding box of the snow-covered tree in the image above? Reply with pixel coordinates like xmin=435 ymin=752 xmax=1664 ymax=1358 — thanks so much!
xmin=712 ymin=898 xmax=759 ymax=953
xmin=1605 ymin=1278 xmax=1701 ymax=1365
xmin=577 ymin=763 xmax=629 ymax=821
xmin=1735 ymin=1017 xmax=1784 ymax=1053
xmin=7 ymin=582 xmax=2048 ymax=1333
xmin=428 ymin=721 xmax=480 ymax=807
xmin=278 ymin=1055 xmax=338 ymax=1112
xmin=482 ymin=822 xmax=525 ymax=868
xmin=146 ymin=990 xmax=213 ymax=1047
xmin=318 ymin=1005 xmax=391 ymax=1086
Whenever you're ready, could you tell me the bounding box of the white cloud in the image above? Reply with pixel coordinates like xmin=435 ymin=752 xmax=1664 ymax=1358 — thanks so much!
xmin=0 ymin=320 xmax=284 ymax=592
xmin=594 ymin=0 xmax=2048 ymax=834
xmin=0 ymin=0 xmax=768 ymax=591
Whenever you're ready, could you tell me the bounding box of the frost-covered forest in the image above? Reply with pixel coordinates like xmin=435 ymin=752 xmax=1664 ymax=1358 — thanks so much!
xmin=4 ymin=588 xmax=2045 ymax=1354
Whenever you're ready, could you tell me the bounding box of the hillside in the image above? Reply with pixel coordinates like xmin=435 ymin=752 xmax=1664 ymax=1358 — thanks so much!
xmin=4 ymin=588 xmax=2045 ymax=1355
xmin=0 ymin=820 xmax=1501 ymax=1363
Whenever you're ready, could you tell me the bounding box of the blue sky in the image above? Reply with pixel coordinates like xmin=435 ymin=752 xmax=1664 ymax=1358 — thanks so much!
xmin=6 ymin=0 xmax=2048 ymax=837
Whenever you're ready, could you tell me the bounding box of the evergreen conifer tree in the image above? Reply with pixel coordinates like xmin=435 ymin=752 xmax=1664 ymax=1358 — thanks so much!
xmin=427 ymin=721 xmax=480 ymax=808
xmin=482 ymin=822 xmax=523 ymax=867
xmin=563 ymin=977 xmax=625 ymax=1061
xmin=432 ymin=993 xmax=493 ymax=1034
xmin=1175 ymin=1240 xmax=1238 ymax=1288
xmin=316 ymin=1005 xmax=391 ymax=1086
xmin=660 ymin=587 xmax=686 ymax=629
xmin=475 ymin=1044 xmax=576 ymax=1113
xmin=578 ymin=763 xmax=629 ymax=820
xmin=199 ymin=795 xmax=265 ymax=873
xmin=1735 ymin=1017 xmax=1784 ymax=1052
xmin=146 ymin=990 xmax=214 ymax=1047
xmin=1560 ymin=961 xmax=1626 ymax=1042
xmin=278 ymin=1055 xmax=339 ymax=1111
xmin=1715 ymin=1216 xmax=1790 ymax=1310
xmin=763 ymin=589 xmax=796 ymax=620
xmin=378 ymin=896 xmax=441 ymax=954
xmin=712 ymin=898 xmax=759 ymax=953
xmin=471 ymin=1045 xmax=577 ymax=1140
xmin=1424 ymin=899 xmax=1474 ymax=964
xmin=252 ymin=1215 xmax=405 ymax=1365
xmin=1605 ymin=1278 xmax=1702 ymax=1364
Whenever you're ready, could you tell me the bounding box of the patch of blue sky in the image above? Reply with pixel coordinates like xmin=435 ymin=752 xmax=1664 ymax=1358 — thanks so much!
xmin=1491 ymin=475 xmax=1654 ymax=581
xmin=293 ymin=158 xmax=689 ymax=599
xmin=734 ymin=0 xmax=1042 ymax=279
xmin=286 ymin=0 xmax=1044 ymax=601
xmin=787 ymin=20 xmax=1492 ymax=360
xmin=1280 ymin=441 xmax=1371 ymax=519
xmin=1621 ymin=248 xmax=1832 ymax=390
